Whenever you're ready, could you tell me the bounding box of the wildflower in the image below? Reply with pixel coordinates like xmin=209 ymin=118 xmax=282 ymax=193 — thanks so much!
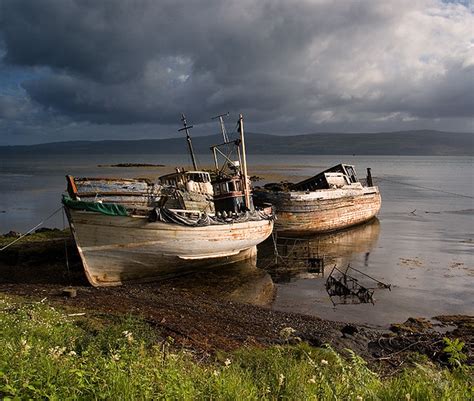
xmin=68 ymin=350 xmax=77 ymax=356
xmin=111 ymin=353 xmax=120 ymax=361
xmin=213 ymin=370 xmax=220 ymax=377
xmin=224 ymin=358 xmax=231 ymax=367
xmin=321 ymin=359 xmax=329 ymax=365
xmin=356 ymin=396 xmax=363 ymax=401
xmin=122 ymin=330 xmax=134 ymax=343
xmin=405 ymin=394 xmax=411 ymax=401
xmin=278 ymin=373 xmax=285 ymax=386
xmin=279 ymin=326 xmax=296 ymax=339
xmin=20 ymin=338 xmax=31 ymax=353
xmin=49 ymin=346 xmax=66 ymax=359
xmin=308 ymin=376 xmax=316 ymax=384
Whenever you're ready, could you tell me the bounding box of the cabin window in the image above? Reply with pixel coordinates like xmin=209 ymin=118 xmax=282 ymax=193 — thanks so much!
xmin=188 ymin=173 xmax=208 ymax=183
xmin=345 ymin=166 xmax=357 ymax=183
xmin=228 ymin=181 xmax=235 ymax=191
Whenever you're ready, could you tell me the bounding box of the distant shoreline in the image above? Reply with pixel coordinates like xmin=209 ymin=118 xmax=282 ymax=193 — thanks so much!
xmin=97 ymin=163 xmax=165 ymax=168
xmin=1 ymin=130 xmax=472 ymax=156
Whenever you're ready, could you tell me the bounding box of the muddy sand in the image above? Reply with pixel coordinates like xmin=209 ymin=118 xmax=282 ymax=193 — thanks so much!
xmin=0 ymin=232 xmax=472 ymax=372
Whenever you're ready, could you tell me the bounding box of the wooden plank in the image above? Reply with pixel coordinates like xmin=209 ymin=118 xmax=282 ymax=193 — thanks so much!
xmin=257 ymin=186 xmax=381 ymax=234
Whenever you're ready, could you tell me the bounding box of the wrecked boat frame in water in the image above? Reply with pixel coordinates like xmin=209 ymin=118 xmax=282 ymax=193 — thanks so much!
xmin=326 ymin=264 xmax=391 ymax=306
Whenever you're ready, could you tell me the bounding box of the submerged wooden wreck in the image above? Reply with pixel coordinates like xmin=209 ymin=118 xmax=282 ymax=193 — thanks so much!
xmin=63 ymin=114 xmax=274 ymax=287
xmin=254 ymin=164 xmax=381 ymax=235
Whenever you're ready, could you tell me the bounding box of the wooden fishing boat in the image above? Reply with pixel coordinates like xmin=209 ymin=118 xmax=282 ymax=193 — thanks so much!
xmin=63 ymin=114 xmax=274 ymax=286
xmin=254 ymin=164 xmax=381 ymax=235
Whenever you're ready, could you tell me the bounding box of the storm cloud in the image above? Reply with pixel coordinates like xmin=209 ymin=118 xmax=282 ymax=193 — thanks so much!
xmin=0 ymin=0 xmax=473 ymax=143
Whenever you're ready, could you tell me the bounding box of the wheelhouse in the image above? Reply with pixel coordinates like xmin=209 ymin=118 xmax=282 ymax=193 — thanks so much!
xmin=159 ymin=170 xmax=213 ymax=195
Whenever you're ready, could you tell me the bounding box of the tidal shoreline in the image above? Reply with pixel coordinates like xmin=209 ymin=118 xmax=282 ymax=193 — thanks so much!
xmin=0 ymin=230 xmax=472 ymax=372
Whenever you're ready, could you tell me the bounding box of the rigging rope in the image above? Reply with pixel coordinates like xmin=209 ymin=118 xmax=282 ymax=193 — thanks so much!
xmin=376 ymin=176 xmax=474 ymax=199
xmin=0 ymin=205 xmax=64 ymax=252
xmin=62 ymin=207 xmax=71 ymax=284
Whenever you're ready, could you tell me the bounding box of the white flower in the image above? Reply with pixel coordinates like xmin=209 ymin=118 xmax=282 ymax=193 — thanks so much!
xmin=224 ymin=358 xmax=231 ymax=367
xmin=308 ymin=376 xmax=316 ymax=384
xmin=111 ymin=353 xmax=120 ymax=361
xmin=122 ymin=330 xmax=134 ymax=343
xmin=356 ymin=396 xmax=363 ymax=401
xmin=279 ymin=327 xmax=296 ymax=339
xmin=278 ymin=373 xmax=285 ymax=386
xmin=213 ymin=370 xmax=220 ymax=377
xmin=49 ymin=346 xmax=66 ymax=359
xmin=20 ymin=338 xmax=31 ymax=353
xmin=321 ymin=359 xmax=329 ymax=365
xmin=68 ymin=350 xmax=77 ymax=356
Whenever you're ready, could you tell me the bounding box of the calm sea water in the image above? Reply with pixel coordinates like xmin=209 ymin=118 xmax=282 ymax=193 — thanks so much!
xmin=1 ymin=153 xmax=473 ymax=326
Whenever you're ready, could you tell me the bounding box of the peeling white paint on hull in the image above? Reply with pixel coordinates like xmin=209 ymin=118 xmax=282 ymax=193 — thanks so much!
xmin=260 ymin=187 xmax=381 ymax=235
xmin=66 ymin=209 xmax=273 ymax=286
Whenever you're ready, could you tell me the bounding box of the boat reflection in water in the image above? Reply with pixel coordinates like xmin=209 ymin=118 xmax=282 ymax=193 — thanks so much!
xmin=171 ymin=219 xmax=382 ymax=308
xmin=167 ymin=257 xmax=275 ymax=307
xmin=257 ymin=218 xmax=381 ymax=283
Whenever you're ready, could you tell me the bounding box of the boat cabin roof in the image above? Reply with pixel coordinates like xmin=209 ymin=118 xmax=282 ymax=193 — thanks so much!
xmin=159 ymin=170 xmax=211 ymax=184
xmin=291 ymin=164 xmax=358 ymax=191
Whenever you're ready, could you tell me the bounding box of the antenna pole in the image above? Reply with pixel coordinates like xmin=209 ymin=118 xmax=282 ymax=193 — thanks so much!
xmin=238 ymin=114 xmax=251 ymax=209
xmin=211 ymin=112 xmax=229 ymax=142
xmin=178 ymin=113 xmax=198 ymax=170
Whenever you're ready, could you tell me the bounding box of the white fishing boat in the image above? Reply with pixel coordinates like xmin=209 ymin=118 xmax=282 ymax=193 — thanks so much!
xmin=63 ymin=114 xmax=274 ymax=286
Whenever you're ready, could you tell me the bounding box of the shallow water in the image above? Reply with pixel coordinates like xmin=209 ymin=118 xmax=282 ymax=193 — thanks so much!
xmin=255 ymin=155 xmax=474 ymax=326
xmin=1 ymin=153 xmax=473 ymax=326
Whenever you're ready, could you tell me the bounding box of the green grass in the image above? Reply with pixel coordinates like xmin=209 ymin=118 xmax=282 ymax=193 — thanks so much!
xmin=0 ymin=294 xmax=472 ymax=400
xmin=0 ymin=229 xmax=71 ymax=247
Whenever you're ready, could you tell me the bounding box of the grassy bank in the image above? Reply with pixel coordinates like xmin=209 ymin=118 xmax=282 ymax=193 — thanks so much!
xmin=0 ymin=295 xmax=471 ymax=400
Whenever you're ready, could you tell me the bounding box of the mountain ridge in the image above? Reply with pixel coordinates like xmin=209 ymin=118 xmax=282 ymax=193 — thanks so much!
xmin=1 ymin=130 xmax=472 ymax=155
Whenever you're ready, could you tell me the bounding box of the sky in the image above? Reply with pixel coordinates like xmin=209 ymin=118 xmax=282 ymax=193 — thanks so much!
xmin=0 ymin=0 xmax=473 ymax=145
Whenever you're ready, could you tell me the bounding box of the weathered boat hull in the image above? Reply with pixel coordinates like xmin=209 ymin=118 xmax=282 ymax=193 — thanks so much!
xmin=257 ymin=186 xmax=381 ymax=235
xmin=66 ymin=208 xmax=273 ymax=286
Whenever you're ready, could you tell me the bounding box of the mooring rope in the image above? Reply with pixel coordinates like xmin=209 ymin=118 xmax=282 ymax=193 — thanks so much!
xmin=62 ymin=207 xmax=71 ymax=284
xmin=0 ymin=205 xmax=64 ymax=252
xmin=376 ymin=176 xmax=474 ymax=199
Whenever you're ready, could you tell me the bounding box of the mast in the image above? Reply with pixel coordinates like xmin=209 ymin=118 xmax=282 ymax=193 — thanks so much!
xmin=238 ymin=114 xmax=251 ymax=209
xmin=211 ymin=112 xmax=229 ymax=142
xmin=178 ymin=113 xmax=198 ymax=171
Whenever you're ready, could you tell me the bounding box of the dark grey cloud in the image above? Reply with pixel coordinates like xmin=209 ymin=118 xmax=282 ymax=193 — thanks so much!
xmin=0 ymin=0 xmax=472 ymax=144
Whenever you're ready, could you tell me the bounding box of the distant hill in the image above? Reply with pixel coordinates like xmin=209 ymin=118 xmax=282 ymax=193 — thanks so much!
xmin=1 ymin=130 xmax=472 ymax=156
